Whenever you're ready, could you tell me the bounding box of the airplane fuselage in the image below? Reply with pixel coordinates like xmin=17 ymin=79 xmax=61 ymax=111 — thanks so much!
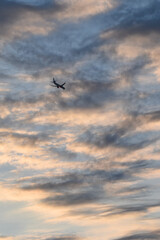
xmin=51 ymin=79 xmax=65 ymax=90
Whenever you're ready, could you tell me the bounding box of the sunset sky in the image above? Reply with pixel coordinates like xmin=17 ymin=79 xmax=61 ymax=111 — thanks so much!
xmin=1 ymin=0 xmax=160 ymax=239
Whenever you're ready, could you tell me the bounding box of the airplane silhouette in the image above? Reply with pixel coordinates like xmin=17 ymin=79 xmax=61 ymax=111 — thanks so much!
xmin=50 ymin=78 xmax=65 ymax=90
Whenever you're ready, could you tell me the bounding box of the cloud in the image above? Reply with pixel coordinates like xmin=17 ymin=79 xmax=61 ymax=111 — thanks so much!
xmin=20 ymin=168 xmax=132 ymax=207
xmin=1 ymin=21 xmax=105 ymax=71
xmin=106 ymin=202 xmax=160 ymax=217
xmin=0 ymin=236 xmax=13 ymax=240
xmin=8 ymin=0 xmax=63 ymax=8
xmin=54 ymin=0 xmax=115 ymax=21
xmin=45 ymin=237 xmax=79 ymax=240
xmin=101 ymin=0 xmax=160 ymax=39
xmin=22 ymin=173 xmax=84 ymax=191
xmin=75 ymin=109 xmax=160 ymax=151
xmin=58 ymin=80 xmax=117 ymax=110
xmin=121 ymin=159 xmax=160 ymax=171
xmin=42 ymin=189 xmax=102 ymax=206
xmin=0 ymin=0 xmax=66 ymax=37
xmin=125 ymin=1 xmax=160 ymax=36
xmin=21 ymin=168 xmax=131 ymax=190
xmin=114 ymin=230 xmax=160 ymax=240
xmin=45 ymin=237 xmax=80 ymax=240
xmin=1 ymin=0 xmax=160 ymax=239
xmin=0 ymin=130 xmax=50 ymax=149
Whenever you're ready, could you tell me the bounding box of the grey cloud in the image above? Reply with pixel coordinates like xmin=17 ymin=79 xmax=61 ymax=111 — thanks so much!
xmin=0 ymin=72 xmax=13 ymax=80
xmin=0 ymin=114 xmax=46 ymax=131
xmin=42 ymin=188 xmax=103 ymax=206
xmin=10 ymin=132 xmax=49 ymax=146
xmin=120 ymin=56 xmax=150 ymax=82
xmin=58 ymin=54 xmax=150 ymax=110
xmin=121 ymin=159 xmax=160 ymax=171
xmin=143 ymin=110 xmax=160 ymax=121
xmin=45 ymin=237 xmax=79 ymax=240
xmin=48 ymin=146 xmax=92 ymax=162
xmin=0 ymin=130 xmax=49 ymax=141
xmin=130 ymin=110 xmax=160 ymax=125
xmin=22 ymin=173 xmax=84 ymax=191
xmin=1 ymin=2 xmax=121 ymax=72
xmin=114 ymin=230 xmax=160 ymax=240
xmin=1 ymin=0 xmax=160 ymax=239
xmin=120 ymin=185 xmax=148 ymax=195
xmin=58 ymin=80 xmax=117 ymax=110
xmin=10 ymin=0 xmax=65 ymax=9
xmin=1 ymin=0 xmax=158 ymax=72
xmin=1 ymin=70 xmax=121 ymax=112
xmin=70 ymin=200 xmax=160 ymax=219
xmin=21 ymin=168 xmax=131 ymax=192
xmin=0 ymin=163 xmax=16 ymax=172
xmin=118 ymin=132 xmax=159 ymax=151
xmin=0 ymin=115 xmax=21 ymax=129
xmin=55 ymin=54 xmax=149 ymax=111
xmin=78 ymin=128 xmax=122 ymax=148
xmin=0 ymin=0 xmax=153 ymax=117
xmin=77 ymin=118 xmax=159 ymax=150
xmin=100 ymin=0 xmax=160 ymax=39
xmin=49 ymin=147 xmax=77 ymax=161
xmin=0 ymin=0 xmax=66 ymax=36
xmin=21 ymin=168 xmax=131 ymax=206
xmin=105 ymin=205 xmax=148 ymax=216
xmin=74 ymin=54 xmax=149 ymax=87
xmin=1 ymin=19 xmax=104 ymax=70
xmin=0 ymin=0 xmax=23 ymax=31
xmin=1 ymin=91 xmax=55 ymax=107
xmin=101 ymin=201 xmax=160 ymax=218
xmin=0 ymin=127 xmax=54 ymax=151
xmin=117 ymin=0 xmax=160 ymax=36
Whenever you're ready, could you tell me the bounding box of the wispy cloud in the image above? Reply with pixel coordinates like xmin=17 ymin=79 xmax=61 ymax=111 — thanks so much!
xmin=1 ymin=0 xmax=160 ymax=239
xmin=114 ymin=230 xmax=160 ymax=240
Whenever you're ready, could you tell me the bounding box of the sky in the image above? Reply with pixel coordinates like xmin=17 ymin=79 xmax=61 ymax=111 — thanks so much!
xmin=1 ymin=0 xmax=160 ymax=239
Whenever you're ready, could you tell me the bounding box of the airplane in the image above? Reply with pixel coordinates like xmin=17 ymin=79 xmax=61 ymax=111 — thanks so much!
xmin=50 ymin=78 xmax=65 ymax=90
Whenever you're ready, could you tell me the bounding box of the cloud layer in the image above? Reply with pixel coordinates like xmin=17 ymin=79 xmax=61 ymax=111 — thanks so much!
xmin=1 ymin=0 xmax=160 ymax=239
